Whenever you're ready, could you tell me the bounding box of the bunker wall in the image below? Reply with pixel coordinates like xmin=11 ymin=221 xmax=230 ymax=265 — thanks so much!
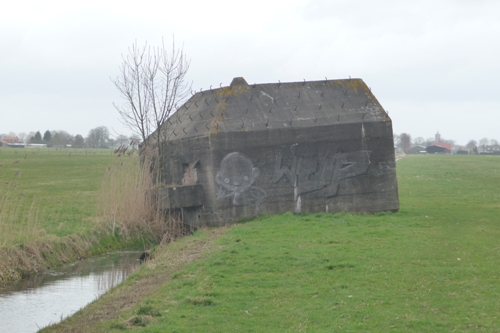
xmin=160 ymin=119 xmax=398 ymax=227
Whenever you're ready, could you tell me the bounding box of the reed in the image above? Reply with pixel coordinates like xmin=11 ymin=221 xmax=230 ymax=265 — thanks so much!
xmin=0 ymin=181 xmax=43 ymax=248
xmin=0 ymin=148 xmax=132 ymax=286
xmin=98 ymin=147 xmax=185 ymax=244
xmin=0 ymin=148 xmax=114 ymax=242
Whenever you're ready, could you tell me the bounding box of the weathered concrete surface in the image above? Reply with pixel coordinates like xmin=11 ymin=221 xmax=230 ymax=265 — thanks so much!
xmin=151 ymin=77 xmax=399 ymax=227
xmin=158 ymin=184 xmax=204 ymax=210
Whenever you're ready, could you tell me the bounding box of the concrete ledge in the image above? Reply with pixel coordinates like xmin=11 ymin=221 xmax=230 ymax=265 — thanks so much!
xmin=159 ymin=184 xmax=204 ymax=210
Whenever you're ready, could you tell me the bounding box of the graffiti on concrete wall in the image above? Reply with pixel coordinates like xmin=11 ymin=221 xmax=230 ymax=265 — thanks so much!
xmin=273 ymin=150 xmax=372 ymax=198
xmin=216 ymin=152 xmax=266 ymax=205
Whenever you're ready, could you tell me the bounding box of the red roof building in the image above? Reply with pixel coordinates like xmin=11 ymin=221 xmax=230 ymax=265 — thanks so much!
xmin=0 ymin=136 xmax=25 ymax=148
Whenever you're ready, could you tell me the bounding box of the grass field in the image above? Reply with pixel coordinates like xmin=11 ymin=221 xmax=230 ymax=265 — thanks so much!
xmin=42 ymin=154 xmax=500 ymax=332
xmin=0 ymin=147 xmax=177 ymax=285
xmin=0 ymin=148 xmax=115 ymax=246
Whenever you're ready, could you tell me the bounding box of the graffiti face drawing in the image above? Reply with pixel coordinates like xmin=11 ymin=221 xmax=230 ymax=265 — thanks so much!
xmin=273 ymin=150 xmax=372 ymax=198
xmin=216 ymin=152 xmax=266 ymax=205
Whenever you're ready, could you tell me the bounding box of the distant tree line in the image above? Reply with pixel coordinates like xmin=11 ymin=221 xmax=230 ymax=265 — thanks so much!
xmin=1 ymin=126 xmax=140 ymax=149
xmin=394 ymin=132 xmax=499 ymax=154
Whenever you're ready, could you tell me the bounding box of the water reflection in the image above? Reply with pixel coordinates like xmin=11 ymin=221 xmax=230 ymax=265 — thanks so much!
xmin=0 ymin=251 xmax=142 ymax=333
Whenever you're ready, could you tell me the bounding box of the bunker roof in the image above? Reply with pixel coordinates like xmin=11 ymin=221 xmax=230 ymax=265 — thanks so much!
xmin=159 ymin=77 xmax=389 ymax=142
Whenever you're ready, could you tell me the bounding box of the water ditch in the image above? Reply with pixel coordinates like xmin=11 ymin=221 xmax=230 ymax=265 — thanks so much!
xmin=0 ymin=251 xmax=144 ymax=333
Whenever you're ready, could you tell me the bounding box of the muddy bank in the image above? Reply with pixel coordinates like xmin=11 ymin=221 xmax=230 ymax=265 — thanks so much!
xmin=39 ymin=226 xmax=230 ymax=333
xmin=0 ymin=251 xmax=143 ymax=333
xmin=0 ymin=226 xmax=154 ymax=288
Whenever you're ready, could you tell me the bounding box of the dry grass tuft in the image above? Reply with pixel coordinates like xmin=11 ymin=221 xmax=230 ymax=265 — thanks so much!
xmin=123 ymin=315 xmax=158 ymax=328
xmin=98 ymin=147 xmax=186 ymax=243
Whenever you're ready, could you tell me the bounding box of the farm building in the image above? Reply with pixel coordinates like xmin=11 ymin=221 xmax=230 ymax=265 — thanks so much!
xmin=481 ymin=144 xmax=500 ymax=154
xmin=426 ymin=144 xmax=451 ymax=154
xmin=147 ymin=77 xmax=399 ymax=227
xmin=0 ymin=136 xmax=25 ymax=148
xmin=410 ymin=145 xmax=427 ymax=154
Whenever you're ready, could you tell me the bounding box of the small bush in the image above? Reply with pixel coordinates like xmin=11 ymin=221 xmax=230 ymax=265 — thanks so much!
xmin=136 ymin=304 xmax=161 ymax=317
xmin=108 ymin=321 xmax=127 ymax=330
xmin=185 ymin=296 xmax=215 ymax=306
xmin=124 ymin=315 xmax=157 ymax=327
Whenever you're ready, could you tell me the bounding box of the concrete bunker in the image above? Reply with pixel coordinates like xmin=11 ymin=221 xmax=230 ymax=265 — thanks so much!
xmin=148 ymin=77 xmax=399 ymax=227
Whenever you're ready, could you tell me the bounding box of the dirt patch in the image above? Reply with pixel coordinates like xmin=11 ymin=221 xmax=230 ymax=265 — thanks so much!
xmin=40 ymin=226 xmax=231 ymax=333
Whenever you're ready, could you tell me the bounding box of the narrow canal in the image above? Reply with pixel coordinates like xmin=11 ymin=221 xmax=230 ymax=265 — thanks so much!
xmin=0 ymin=251 xmax=143 ymax=333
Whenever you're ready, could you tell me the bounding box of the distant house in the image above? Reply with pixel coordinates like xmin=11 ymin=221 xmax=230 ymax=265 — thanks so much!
xmin=426 ymin=131 xmax=452 ymax=154
xmin=26 ymin=143 xmax=48 ymax=148
xmin=426 ymin=144 xmax=451 ymax=154
xmin=481 ymin=144 xmax=500 ymax=155
xmin=0 ymin=136 xmax=25 ymax=148
xmin=410 ymin=145 xmax=426 ymax=154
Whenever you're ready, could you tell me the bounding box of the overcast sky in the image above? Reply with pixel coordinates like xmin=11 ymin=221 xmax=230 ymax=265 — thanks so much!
xmin=1 ymin=0 xmax=498 ymax=145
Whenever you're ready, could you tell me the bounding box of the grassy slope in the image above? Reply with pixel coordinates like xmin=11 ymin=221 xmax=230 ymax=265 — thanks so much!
xmin=0 ymin=148 xmax=114 ymax=245
xmin=44 ymin=155 xmax=500 ymax=332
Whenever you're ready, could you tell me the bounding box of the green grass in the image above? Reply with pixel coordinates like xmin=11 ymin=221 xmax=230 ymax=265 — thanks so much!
xmin=0 ymin=148 xmax=115 ymax=245
xmin=91 ymin=155 xmax=500 ymax=332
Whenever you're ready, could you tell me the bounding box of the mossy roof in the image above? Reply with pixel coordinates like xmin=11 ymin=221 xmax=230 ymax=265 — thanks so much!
xmin=158 ymin=77 xmax=390 ymax=142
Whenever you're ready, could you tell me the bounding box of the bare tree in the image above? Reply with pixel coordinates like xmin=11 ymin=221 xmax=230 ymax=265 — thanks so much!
xmin=48 ymin=130 xmax=73 ymax=147
xmin=87 ymin=126 xmax=110 ymax=148
xmin=398 ymin=133 xmax=412 ymax=154
xmin=129 ymin=134 xmax=141 ymax=149
xmin=479 ymin=137 xmax=489 ymax=152
xmin=112 ymin=38 xmax=191 ymax=159
xmin=115 ymin=134 xmax=130 ymax=147
xmin=466 ymin=140 xmax=477 ymax=150
xmin=17 ymin=132 xmax=27 ymax=143
xmin=74 ymin=134 xmax=85 ymax=148
xmin=111 ymin=39 xmax=191 ymax=234
xmin=444 ymin=139 xmax=455 ymax=147
xmin=425 ymin=137 xmax=434 ymax=146
xmin=413 ymin=136 xmax=424 ymax=145
xmin=393 ymin=133 xmax=400 ymax=148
